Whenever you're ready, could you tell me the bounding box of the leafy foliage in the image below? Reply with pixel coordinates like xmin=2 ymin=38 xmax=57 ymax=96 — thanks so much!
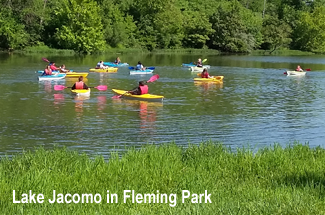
xmin=0 ymin=0 xmax=323 ymax=53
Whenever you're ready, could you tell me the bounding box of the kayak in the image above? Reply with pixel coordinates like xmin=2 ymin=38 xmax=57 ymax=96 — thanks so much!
xmin=89 ymin=68 xmax=118 ymax=73
xmin=190 ymin=66 xmax=210 ymax=72
xmin=182 ymin=63 xmax=210 ymax=68
xmin=130 ymin=69 xmax=154 ymax=75
xmin=112 ymin=89 xmax=164 ymax=102
xmin=64 ymin=72 xmax=89 ymax=78
xmin=38 ymin=73 xmax=66 ymax=81
xmin=37 ymin=71 xmax=88 ymax=78
xmin=286 ymin=71 xmax=306 ymax=76
xmin=103 ymin=62 xmax=129 ymax=67
xmin=71 ymin=88 xmax=91 ymax=96
xmin=194 ymin=76 xmax=224 ymax=82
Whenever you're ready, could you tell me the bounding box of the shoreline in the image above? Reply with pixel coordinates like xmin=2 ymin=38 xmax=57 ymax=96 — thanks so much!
xmin=0 ymin=47 xmax=315 ymax=56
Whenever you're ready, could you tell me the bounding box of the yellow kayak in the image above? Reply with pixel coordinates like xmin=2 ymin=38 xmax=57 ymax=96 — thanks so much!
xmin=63 ymin=72 xmax=89 ymax=78
xmin=112 ymin=89 xmax=164 ymax=102
xmin=194 ymin=76 xmax=224 ymax=82
xmin=71 ymin=88 xmax=91 ymax=96
xmin=89 ymin=68 xmax=118 ymax=73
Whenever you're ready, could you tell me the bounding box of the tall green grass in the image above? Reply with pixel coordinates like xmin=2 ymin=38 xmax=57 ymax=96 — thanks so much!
xmin=1 ymin=142 xmax=325 ymax=214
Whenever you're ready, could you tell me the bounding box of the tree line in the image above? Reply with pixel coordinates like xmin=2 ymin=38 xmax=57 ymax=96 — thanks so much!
xmin=1 ymin=0 xmax=325 ymax=54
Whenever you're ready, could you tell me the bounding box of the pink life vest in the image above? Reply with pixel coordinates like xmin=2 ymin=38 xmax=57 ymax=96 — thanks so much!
xmin=44 ymin=68 xmax=52 ymax=75
xmin=75 ymin=81 xmax=84 ymax=89
xmin=139 ymin=85 xmax=148 ymax=94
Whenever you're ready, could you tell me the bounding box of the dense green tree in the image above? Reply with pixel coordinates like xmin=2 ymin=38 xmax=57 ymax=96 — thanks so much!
xmin=208 ymin=1 xmax=262 ymax=53
xmin=52 ymin=0 xmax=105 ymax=53
xmin=0 ymin=8 xmax=28 ymax=50
xmin=182 ymin=12 xmax=214 ymax=48
xmin=261 ymin=15 xmax=292 ymax=53
xmin=100 ymin=2 xmax=137 ymax=48
xmin=153 ymin=3 xmax=184 ymax=48
xmin=293 ymin=5 xmax=325 ymax=53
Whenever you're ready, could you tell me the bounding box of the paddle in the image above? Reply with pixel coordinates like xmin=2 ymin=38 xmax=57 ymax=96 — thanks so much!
xmin=128 ymin=66 xmax=155 ymax=70
xmin=54 ymin=85 xmax=107 ymax=91
xmin=42 ymin=57 xmax=50 ymax=63
xmin=112 ymin=74 xmax=160 ymax=99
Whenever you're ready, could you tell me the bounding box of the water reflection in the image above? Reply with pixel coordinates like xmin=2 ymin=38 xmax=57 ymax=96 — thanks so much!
xmin=194 ymin=81 xmax=223 ymax=92
xmin=73 ymin=94 xmax=90 ymax=119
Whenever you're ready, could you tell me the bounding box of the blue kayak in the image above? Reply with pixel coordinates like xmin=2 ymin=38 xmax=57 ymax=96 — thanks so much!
xmin=103 ymin=62 xmax=129 ymax=67
xmin=182 ymin=63 xmax=210 ymax=68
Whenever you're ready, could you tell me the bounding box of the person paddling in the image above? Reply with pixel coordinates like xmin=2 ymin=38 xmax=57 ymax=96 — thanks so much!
xmin=71 ymin=76 xmax=89 ymax=90
xmin=128 ymin=81 xmax=148 ymax=95
xmin=96 ymin=61 xmax=108 ymax=69
xmin=50 ymin=62 xmax=59 ymax=71
xmin=114 ymin=57 xmax=121 ymax=64
xmin=296 ymin=65 xmax=303 ymax=72
xmin=60 ymin=64 xmax=69 ymax=73
xmin=136 ymin=61 xmax=146 ymax=71
xmin=201 ymin=68 xmax=212 ymax=78
xmin=43 ymin=65 xmax=52 ymax=76
xmin=196 ymin=58 xmax=203 ymax=67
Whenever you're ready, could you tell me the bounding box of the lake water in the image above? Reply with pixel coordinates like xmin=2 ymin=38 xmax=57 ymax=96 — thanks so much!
xmin=1 ymin=52 xmax=325 ymax=156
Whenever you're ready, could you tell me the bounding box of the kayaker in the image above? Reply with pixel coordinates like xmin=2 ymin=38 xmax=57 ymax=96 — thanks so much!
xmin=50 ymin=62 xmax=59 ymax=71
xmin=129 ymin=81 xmax=148 ymax=95
xmin=60 ymin=64 xmax=69 ymax=73
xmin=196 ymin=58 xmax=203 ymax=67
xmin=96 ymin=61 xmax=108 ymax=69
xmin=43 ymin=65 xmax=52 ymax=76
xmin=296 ymin=65 xmax=303 ymax=72
xmin=201 ymin=68 xmax=212 ymax=78
xmin=71 ymin=76 xmax=89 ymax=90
xmin=136 ymin=61 xmax=146 ymax=71
xmin=114 ymin=57 xmax=121 ymax=64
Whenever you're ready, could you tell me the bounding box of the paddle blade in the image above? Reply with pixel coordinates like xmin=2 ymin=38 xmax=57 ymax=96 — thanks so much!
xmin=147 ymin=74 xmax=159 ymax=83
xmin=54 ymin=85 xmax=67 ymax=91
xmin=147 ymin=67 xmax=155 ymax=70
xmin=94 ymin=85 xmax=107 ymax=91
xmin=306 ymin=68 xmax=311 ymax=71
xmin=202 ymin=59 xmax=207 ymax=63
xmin=42 ymin=57 xmax=50 ymax=63
xmin=284 ymin=72 xmax=287 ymax=75
xmin=128 ymin=66 xmax=135 ymax=70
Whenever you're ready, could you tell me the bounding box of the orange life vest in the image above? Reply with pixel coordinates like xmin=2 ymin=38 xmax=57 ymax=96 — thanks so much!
xmin=75 ymin=81 xmax=84 ymax=89
xmin=139 ymin=85 xmax=148 ymax=94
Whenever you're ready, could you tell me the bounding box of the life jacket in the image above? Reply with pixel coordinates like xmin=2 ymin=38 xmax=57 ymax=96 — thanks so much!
xmin=96 ymin=62 xmax=101 ymax=68
xmin=296 ymin=66 xmax=302 ymax=71
xmin=139 ymin=85 xmax=148 ymax=94
xmin=50 ymin=65 xmax=58 ymax=71
xmin=201 ymin=72 xmax=209 ymax=78
xmin=44 ymin=68 xmax=52 ymax=75
xmin=75 ymin=81 xmax=84 ymax=89
xmin=136 ymin=64 xmax=142 ymax=70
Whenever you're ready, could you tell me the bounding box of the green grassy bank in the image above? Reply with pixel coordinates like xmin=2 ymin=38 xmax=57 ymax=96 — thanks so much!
xmin=1 ymin=142 xmax=325 ymax=214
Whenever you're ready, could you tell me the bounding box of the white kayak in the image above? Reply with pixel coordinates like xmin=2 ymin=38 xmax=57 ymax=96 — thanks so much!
xmin=286 ymin=71 xmax=306 ymax=76
xmin=129 ymin=69 xmax=154 ymax=75
xmin=38 ymin=74 xmax=66 ymax=81
xmin=190 ymin=66 xmax=210 ymax=72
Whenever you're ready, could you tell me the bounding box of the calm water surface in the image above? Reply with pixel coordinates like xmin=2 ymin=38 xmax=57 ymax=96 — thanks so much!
xmin=1 ymin=53 xmax=325 ymax=156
